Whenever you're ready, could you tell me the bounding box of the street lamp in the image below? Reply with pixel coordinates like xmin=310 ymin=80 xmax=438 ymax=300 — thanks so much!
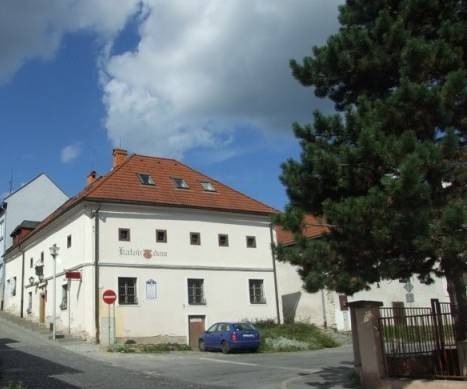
xmin=49 ymin=243 xmax=59 ymax=340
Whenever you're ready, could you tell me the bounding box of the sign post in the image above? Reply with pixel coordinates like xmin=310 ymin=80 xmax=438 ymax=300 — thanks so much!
xmin=103 ymin=289 xmax=117 ymax=346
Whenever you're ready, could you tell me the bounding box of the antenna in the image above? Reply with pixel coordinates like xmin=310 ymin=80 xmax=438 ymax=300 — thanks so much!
xmin=8 ymin=170 xmax=13 ymax=193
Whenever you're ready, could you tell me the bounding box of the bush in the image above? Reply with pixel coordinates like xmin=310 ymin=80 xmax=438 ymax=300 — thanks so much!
xmin=107 ymin=342 xmax=191 ymax=353
xmin=254 ymin=321 xmax=339 ymax=352
xmin=2 ymin=382 xmax=28 ymax=389
xmin=139 ymin=343 xmax=191 ymax=353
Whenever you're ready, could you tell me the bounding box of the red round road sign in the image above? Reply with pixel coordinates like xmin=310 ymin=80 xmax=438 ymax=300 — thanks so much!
xmin=103 ymin=289 xmax=116 ymax=304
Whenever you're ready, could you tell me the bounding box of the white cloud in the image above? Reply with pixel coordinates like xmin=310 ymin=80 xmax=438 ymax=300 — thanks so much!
xmin=61 ymin=143 xmax=81 ymax=163
xmin=0 ymin=0 xmax=141 ymax=83
xmin=100 ymin=0 xmax=342 ymax=159
xmin=0 ymin=0 xmax=342 ymax=160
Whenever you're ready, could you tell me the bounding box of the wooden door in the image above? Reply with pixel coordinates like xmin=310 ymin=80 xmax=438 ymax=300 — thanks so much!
xmin=39 ymin=293 xmax=46 ymax=323
xmin=188 ymin=315 xmax=205 ymax=349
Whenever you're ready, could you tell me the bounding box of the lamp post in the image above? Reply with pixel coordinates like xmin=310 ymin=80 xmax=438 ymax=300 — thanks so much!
xmin=49 ymin=244 xmax=59 ymax=340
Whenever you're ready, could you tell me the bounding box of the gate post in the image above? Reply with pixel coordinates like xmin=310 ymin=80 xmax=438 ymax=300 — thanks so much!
xmin=349 ymin=300 xmax=385 ymax=388
xmin=458 ymin=340 xmax=467 ymax=376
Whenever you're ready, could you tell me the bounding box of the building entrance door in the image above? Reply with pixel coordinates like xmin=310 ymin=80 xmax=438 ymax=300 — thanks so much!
xmin=39 ymin=293 xmax=46 ymax=323
xmin=188 ymin=315 xmax=205 ymax=349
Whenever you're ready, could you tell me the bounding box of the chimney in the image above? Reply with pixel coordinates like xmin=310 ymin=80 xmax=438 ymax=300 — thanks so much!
xmin=87 ymin=170 xmax=98 ymax=186
xmin=112 ymin=148 xmax=128 ymax=169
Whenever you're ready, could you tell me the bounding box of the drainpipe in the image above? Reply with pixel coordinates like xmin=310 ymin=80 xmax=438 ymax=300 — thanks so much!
xmin=269 ymin=223 xmax=281 ymax=324
xmin=94 ymin=206 xmax=101 ymax=344
xmin=20 ymin=247 xmax=25 ymax=318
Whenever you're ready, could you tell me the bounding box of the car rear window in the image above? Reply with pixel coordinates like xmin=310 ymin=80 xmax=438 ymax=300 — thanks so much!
xmin=232 ymin=323 xmax=256 ymax=331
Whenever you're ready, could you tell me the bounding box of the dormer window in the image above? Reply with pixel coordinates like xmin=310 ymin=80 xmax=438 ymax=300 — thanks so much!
xmin=137 ymin=173 xmax=155 ymax=186
xmin=201 ymin=181 xmax=216 ymax=192
xmin=173 ymin=178 xmax=189 ymax=189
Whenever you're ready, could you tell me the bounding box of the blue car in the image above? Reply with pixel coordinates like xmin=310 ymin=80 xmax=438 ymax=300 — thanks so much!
xmin=199 ymin=322 xmax=260 ymax=353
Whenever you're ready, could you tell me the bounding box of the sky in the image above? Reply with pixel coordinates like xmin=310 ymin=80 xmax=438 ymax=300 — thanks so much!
xmin=0 ymin=0 xmax=341 ymax=210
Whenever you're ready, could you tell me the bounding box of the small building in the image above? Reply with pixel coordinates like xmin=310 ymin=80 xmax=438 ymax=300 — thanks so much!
xmin=0 ymin=174 xmax=68 ymax=307
xmin=275 ymin=215 xmax=449 ymax=331
xmin=3 ymin=149 xmax=281 ymax=346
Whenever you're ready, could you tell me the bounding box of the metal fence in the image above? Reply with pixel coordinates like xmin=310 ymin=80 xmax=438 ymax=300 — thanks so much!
xmin=379 ymin=299 xmax=464 ymax=379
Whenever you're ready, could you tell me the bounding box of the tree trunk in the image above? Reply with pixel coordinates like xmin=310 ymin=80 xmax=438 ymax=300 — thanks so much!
xmin=445 ymin=270 xmax=467 ymax=342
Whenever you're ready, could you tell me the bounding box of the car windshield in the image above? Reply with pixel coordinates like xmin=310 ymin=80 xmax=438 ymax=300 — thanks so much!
xmin=232 ymin=323 xmax=256 ymax=331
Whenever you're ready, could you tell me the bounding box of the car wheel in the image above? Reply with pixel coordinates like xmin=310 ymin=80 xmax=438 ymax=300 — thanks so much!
xmin=251 ymin=347 xmax=259 ymax=353
xmin=199 ymin=340 xmax=206 ymax=352
xmin=221 ymin=341 xmax=230 ymax=354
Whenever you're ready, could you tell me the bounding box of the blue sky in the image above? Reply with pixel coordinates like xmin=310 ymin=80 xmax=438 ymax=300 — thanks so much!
xmin=0 ymin=1 xmax=340 ymax=210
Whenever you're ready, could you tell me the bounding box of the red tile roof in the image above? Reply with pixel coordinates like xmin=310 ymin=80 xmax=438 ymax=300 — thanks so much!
xmin=275 ymin=214 xmax=328 ymax=246
xmin=86 ymin=154 xmax=276 ymax=214
xmin=5 ymin=153 xmax=276 ymax=254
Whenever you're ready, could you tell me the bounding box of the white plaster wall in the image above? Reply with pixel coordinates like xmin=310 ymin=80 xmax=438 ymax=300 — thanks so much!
xmin=275 ymin=257 xmax=450 ymax=331
xmin=3 ymin=252 xmax=22 ymax=315
xmin=4 ymin=202 xmax=279 ymax=340
xmin=98 ymin=205 xmax=274 ymax=270
xmin=275 ymin=261 xmax=327 ymax=326
xmin=3 ymin=207 xmax=96 ymax=337
xmin=99 ymin=266 xmax=277 ymax=340
xmin=334 ymin=277 xmax=449 ymax=331
xmin=3 ymin=174 xmax=68 ymax=250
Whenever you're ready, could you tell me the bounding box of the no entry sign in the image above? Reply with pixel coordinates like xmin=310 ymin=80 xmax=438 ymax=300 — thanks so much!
xmin=103 ymin=289 xmax=117 ymax=305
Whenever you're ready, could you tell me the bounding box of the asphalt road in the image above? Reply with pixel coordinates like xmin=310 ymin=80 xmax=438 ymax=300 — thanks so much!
xmin=0 ymin=316 xmax=356 ymax=389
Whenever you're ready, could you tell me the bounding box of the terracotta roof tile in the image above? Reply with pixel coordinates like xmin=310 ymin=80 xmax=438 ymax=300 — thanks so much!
xmin=275 ymin=214 xmax=328 ymax=246
xmin=5 ymin=153 xmax=276 ymax=254
xmin=86 ymin=155 xmax=276 ymax=215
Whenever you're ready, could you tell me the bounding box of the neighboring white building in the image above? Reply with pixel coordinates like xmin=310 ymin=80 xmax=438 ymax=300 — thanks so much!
xmin=275 ymin=215 xmax=450 ymax=331
xmin=3 ymin=149 xmax=281 ymax=346
xmin=0 ymin=174 xmax=68 ymax=308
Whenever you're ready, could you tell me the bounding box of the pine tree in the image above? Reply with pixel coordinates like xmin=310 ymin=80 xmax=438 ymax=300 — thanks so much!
xmin=278 ymin=0 xmax=467 ymax=340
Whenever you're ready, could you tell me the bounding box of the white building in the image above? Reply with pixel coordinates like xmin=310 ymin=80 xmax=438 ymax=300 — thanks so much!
xmin=275 ymin=215 xmax=450 ymax=331
xmin=3 ymin=149 xmax=281 ymax=346
xmin=0 ymin=174 xmax=68 ymax=308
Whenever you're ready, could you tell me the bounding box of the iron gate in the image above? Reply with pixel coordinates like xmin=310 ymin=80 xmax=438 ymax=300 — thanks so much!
xmin=378 ymin=299 xmax=464 ymax=379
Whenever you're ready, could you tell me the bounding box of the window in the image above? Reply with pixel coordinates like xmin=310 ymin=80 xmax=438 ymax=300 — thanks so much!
xmin=246 ymin=236 xmax=256 ymax=248
xmin=188 ymin=279 xmax=205 ymax=305
xmin=119 ymin=277 xmax=137 ymax=305
xmin=60 ymin=284 xmax=68 ymax=310
xmin=156 ymin=229 xmax=167 ymax=243
xmin=218 ymin=234 xmax=229 ymax=247
xmin=249 ymin=279 xmax=265 ymax=304
xmin=137 ymin=173 xmax=155 ymax=186
xmin=40 ymin=251 xmax=44 ymax=263
xmin=67 ymin=235 xmax=72 ymax=248
xmin=11 ymin=277 xmax=16 ymax=297
xmin=119 ymin=228 xmax=130 ymax=242
xmin=190 ymin=232 xmax=201 ymax=245
xmin=27 ymin=292 xmax=32 ymax=313
xmin=30 ymin=258 xmax=33 ymax=268
xmin=201 ymin=181 xmax=216 ymax=192
xmin=206 ymin=324 xmax=218 ymax=333
xmin=173 ymin=177 xmax=189 ymax=189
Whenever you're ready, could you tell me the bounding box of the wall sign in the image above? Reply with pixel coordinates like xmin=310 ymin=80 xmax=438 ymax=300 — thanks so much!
xmin=146 ymin=279 xmax=157 ymax=300
xmin=119 ymin=248 xmax=167 ymax=258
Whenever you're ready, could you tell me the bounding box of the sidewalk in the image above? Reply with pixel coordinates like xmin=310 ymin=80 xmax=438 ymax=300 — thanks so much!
xmin=0 ymin=310 xmax=99 ymax=351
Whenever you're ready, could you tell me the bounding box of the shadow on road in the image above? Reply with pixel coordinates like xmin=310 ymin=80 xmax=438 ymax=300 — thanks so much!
xmin=305 ymin=362 xmax=359 ymax=388
xmin=0 ymin=338 xmax=81 ymax=388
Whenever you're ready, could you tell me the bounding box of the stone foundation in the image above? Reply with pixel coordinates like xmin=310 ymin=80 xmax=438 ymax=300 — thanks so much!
xmin=116 ymin=335 xmax=187 ymax=344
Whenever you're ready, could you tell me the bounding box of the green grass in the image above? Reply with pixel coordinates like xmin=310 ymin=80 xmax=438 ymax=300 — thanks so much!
xmin=381 ymin=324 xmax=454 ymax=342
xmin=2 ymin=383 xmax=28 ymax=389
xmin=108 ymin=342 xmax=191 ymax=353
xmin=254 ymin=321 xmax=340 ymax=352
